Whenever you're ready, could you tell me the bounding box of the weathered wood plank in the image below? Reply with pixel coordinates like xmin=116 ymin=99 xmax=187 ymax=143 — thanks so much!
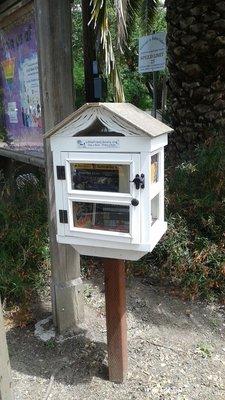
xmin=34 ymin=0 xmax=84 ymax=333
xmin=0 ymin=147 xmax=44 ymax=168
xmin=0 ymin=0 xmax=18 ymax=14
xmin=103 ymin=259 xmax=128 ymax=383
xmin=0 ymin=299 xmax=14 ymax=400
xmin=0 ymin=0 xmax=31 ymax=25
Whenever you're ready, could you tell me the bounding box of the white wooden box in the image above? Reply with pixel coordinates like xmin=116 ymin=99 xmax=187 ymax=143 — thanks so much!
xmin=46 ymin=103 xmax=173 ymax=260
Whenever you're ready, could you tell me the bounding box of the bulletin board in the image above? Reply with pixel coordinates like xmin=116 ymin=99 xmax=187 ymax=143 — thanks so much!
xmin=0 ymin=1 xmax=43 ymax=153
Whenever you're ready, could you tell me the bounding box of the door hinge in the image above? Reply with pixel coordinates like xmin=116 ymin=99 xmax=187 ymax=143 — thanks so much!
xmin=57 ymin=166 xmax=66 ymax=180
xmin=59 ymin=209 xmax=68 ymax=223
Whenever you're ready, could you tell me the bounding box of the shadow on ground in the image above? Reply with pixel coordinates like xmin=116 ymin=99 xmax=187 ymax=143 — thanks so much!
xmin=85 ymin=266 xmax=225 ymax=337
xmin=8 ymin=312 xmax=108 ymax=387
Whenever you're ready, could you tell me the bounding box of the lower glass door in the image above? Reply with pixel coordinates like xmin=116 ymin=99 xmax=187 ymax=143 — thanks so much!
xmin=72 ymin=201 xmax=130 ymax=233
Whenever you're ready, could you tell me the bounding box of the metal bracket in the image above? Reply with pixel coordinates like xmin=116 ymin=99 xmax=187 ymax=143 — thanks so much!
xmin=59 ymin=209 xmax=68 ymax=223
xmin=57 ymin=166 xmax=66 ymax=180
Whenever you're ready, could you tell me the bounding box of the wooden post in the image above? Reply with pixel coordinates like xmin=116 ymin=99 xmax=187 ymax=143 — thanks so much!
xmin=34 ymin=0 xmax=84 ymax=333
xmin=0 ymin=299 xmax=14 ymax=400
xmin=103 ymin=259 xmax=128 ymax=383
xmin=153 ymin=71 xmax=157 ymax=118
xmin=161 ymin=74 xmax=167 ymax=115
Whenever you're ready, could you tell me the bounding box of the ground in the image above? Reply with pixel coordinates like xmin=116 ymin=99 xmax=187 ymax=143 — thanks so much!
xmin=5 ymin=271 xmax=225 ymax=400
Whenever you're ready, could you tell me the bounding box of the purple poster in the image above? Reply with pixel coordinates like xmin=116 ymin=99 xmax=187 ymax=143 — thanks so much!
xmin=0 ymin=10 xmax=43 ymax=153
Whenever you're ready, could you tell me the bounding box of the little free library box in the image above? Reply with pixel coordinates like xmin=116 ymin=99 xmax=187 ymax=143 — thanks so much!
xmin=46 ymin=102 xmax=173 ymax=261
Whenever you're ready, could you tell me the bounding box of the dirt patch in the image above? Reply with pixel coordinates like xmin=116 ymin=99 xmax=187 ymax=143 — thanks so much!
xmin=6 ymin=272 xmax=225 ymax=400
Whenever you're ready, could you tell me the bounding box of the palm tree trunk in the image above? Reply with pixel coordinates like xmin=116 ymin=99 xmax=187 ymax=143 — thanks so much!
xmin=166 ymin=0 xmax=225 ymax=157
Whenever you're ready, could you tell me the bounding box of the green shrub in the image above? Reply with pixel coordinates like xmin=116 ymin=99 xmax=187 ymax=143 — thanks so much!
xmin=134 ymin=137 xmax=225 ymax=301
xmin=0 ymin=170 xmax=50 ymax=304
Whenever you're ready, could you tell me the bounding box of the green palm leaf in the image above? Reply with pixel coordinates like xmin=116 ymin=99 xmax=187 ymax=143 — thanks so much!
xmin=90 ymin=0 xmax=125 ymax=100
xmin=89 ymin=0 xmax=158 ymax=101
xmin=141 ymin=0 xmax=159 ymax=32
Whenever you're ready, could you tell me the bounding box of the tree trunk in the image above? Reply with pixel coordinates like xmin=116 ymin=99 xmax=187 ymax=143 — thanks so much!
xmin=35 ymin=0 xmax=84 ymax=333
xmin=166 ymin=0 xmax=225 ymax=158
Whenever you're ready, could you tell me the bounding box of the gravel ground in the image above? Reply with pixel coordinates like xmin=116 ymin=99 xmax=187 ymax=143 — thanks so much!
xmin=5 ymin=272 xmax=225 ymax=400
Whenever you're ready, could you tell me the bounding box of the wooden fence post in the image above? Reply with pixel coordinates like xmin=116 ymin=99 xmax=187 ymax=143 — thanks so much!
xmin=103 ymin=259 xmax=128 ymax=383
xmin=34 ymin=0 xmax=84 ymax=333
xmin=0 ymin=299 xmax=14 ymax=400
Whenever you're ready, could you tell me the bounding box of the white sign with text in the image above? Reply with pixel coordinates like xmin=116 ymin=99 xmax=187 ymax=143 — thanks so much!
xmin=77 ymin=139 xmax=120 ymax=149
xmin=138 ymin=32 xmax=166 ymax=73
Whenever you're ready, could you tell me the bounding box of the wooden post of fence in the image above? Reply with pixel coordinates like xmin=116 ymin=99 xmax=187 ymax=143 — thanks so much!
xmin=34 ymin=0 xmax=84 ymax=333
xmin=0 ymin=299 xmax=14 ymax=400
xmin=103 ymin=259 xmax=128 ymax=383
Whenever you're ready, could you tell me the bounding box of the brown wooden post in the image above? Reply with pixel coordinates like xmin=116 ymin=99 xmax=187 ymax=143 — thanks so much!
xmin=103 ymin=259 xmax=128 ymax=383
xmin=34 ymin=0 xmax=84 ymax=333
xmin=0 ymin=299 xmax=14 ymax=400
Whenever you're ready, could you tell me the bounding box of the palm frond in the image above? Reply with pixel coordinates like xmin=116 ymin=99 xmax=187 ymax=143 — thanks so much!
xmin=114 ymin=0 xmax=128 ymax=51
xmin=115 ymin=0 xmax=158 ymax=50
xmin=90 ymin=0 xmax=125 ymax=101
xmin=115 ymin=0 xmax=143 ymax=50
xmin=111 ymin=64 xmax=125 ymax=102
xmin=89 ymin=0 xmax=158 ymax=101
xmin=141 ymin=0 xmax=159 ymax=34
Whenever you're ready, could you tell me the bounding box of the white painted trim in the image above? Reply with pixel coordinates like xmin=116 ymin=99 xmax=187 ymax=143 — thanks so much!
xmin=140 ymin=152 xmax=151 ymax=244
xmin=57 ymin=234 xmax=150 ymax=251
xmin=58 ymin=152 xmax=141 ymax=244
xmin=67 ymin=198 xmax=131 ymax=240
xmin=150 ymin=182 xmax=163 ymax=199
xmin=51 ymin=136 xmax=152 ymax=153
xmin=68 ymin=226 xmax=131 ymax=239
xmin=150 ymin=134 xmax=167 ymax=152
xmin=150 ymin=221 xmax=167 ymax=252
xmin=64 ymin=152 xmax=135 ymax=195
xmin=67 ymin=193 xmax=132 ymax=203
xmin=52 ymin=151 xmax=65 ymax=237
xmin=71 ymin=245 xmax=147 ymax=261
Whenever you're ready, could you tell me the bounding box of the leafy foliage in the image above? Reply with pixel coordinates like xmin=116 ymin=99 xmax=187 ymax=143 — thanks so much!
xmin=120 ymin=67 xmax=152 ymax=108
xmin=0 ymin=170 xmax=50 ymax=304
xmin=88 ymin=0 xmax=159 ymax=101
xmin=72 ymin=1 xmax=166 ymax=108
xmin=89 ymin=0 xmax=125 ymax=101
xmin=133 ymin=137 xmax=225 ymax=301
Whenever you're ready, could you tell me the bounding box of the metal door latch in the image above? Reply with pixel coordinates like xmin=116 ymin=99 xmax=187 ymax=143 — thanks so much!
xmin=131 ymin=174 xmax=145 ymax=190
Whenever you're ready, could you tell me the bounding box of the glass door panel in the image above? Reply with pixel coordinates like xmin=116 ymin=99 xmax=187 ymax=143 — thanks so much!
xmin=151 ymin=153 xmax=159 ymax=184
xmin=73 ymin=201 xmax=129 ymax=233
xmin=70 ymin=163 xmax=130 ymax=193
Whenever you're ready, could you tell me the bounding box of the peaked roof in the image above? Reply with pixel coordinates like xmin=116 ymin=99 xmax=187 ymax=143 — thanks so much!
xmin=45 ymin=102 xmax=173 ymax=139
